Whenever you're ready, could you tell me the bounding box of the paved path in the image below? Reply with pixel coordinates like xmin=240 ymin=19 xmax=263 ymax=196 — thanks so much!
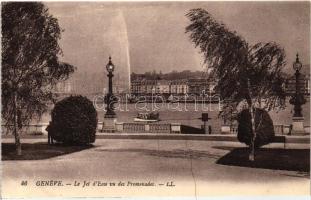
xmin=2 ymin=138 xmax=310 ymax=197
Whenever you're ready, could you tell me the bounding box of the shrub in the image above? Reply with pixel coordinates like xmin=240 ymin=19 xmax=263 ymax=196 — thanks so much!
xmin=237 ymin=108 xmax=275 ymax=148
xmin=47 ymin=95 xmax=97 ymax=145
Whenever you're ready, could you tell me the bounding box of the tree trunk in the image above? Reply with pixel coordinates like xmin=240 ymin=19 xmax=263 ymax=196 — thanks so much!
xmin=249 ymin=106 xmax=256 ymax=161
xmin=13 ymin=93 xmax=22 ymax=156
xmin=247 ymin=79 xmax=256 ymax=161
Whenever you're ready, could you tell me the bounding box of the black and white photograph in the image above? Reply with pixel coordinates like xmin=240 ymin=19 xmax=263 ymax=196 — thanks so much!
xmin=1 ymin=1 xmax=310 ymax=198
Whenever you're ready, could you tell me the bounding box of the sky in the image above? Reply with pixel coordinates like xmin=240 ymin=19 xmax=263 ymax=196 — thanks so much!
xmin=45 ymin=1 xmax=310 ymax=84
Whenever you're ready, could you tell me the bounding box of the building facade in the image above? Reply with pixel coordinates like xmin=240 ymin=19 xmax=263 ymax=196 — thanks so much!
xmin=187 ymin=78 xmax=210 ymax=95
xmin=130 ymin=77 xmax=212 ymax=96
xmin=170 ymin=79 xmax=188 ymax=94
xmin=131 ymin=74 xmax=310 ymax=97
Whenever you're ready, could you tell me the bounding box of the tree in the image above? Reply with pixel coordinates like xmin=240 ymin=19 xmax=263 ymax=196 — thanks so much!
xmin=47 ymin=96 xmax=97 ymax=145
xmin=2 ymin=2 xmax=75 ymax=155
xmin=186 ymin=8 xmax=286 ymax=161
xmin=237 ymin=108 xmax=275 ymax=148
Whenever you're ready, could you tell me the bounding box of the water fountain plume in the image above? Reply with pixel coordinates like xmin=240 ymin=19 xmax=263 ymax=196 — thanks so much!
xmin=115 ymin=9 xmax=131 ymax=93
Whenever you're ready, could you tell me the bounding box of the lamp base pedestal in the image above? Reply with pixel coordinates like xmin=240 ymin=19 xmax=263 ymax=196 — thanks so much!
xmin=291 ymin=117 xmax=305 ymax=135
xmin=102 ymin=114 xmax=117 ymax=133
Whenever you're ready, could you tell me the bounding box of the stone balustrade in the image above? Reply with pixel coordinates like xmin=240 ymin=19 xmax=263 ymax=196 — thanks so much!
xmin=2 ymin=122 xmax=309 ymax=135
xmin=2 ymin=123 xmax=49 ymax=135
xmin=114 ymin=122 xmax=175 ymax=133
xmin=221 ymin=124 xmax=310 ymax=135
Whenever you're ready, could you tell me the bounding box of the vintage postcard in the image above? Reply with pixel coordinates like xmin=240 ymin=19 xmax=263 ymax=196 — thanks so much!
xmin=1 ymin=1 xmax=310 ymax=199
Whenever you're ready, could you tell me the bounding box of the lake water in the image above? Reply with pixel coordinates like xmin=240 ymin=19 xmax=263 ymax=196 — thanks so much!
xmin=35 ymin=99 xmax=310 ymax=133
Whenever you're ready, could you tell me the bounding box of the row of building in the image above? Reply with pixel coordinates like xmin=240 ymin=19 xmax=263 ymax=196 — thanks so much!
xmin=54 ymin=71 xmax=310 ymax=97
xmin=130 ymin=76 xmax=310 ymax=96
xmin=131 ymin=78 xmax=216 ymax=95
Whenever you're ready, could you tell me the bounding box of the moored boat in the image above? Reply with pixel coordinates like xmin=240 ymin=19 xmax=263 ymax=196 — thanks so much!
xmin=134 ymin=112 xmax=160 ymax=122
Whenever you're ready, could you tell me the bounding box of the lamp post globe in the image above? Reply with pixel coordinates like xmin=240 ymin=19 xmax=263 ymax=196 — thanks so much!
xmin=293 ymin=53 xmax=302 ymax=72
xmin=106 ymin=56 xmax=115 ymax=73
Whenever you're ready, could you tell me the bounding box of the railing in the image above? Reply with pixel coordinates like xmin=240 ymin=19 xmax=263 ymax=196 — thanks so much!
xmin=2 ymin=122 xmax=179 ymax=135
xmin=2 ymin=123 xmax=308 ymax=135
xmin=227 ymin=124 xmax=309 ymax=135
xmin=123 ymin=123 xmax=145 ymax=133
xmin=274 ymin=124 xmax=284 ymax=135
xmin=230 ymin=125 xmax=238 ymax=134
xmin=2 ymin=123 xmax=49 ymax=135
xmin=149 ymin=124 xmax=171 ymax=133
xmin=114 ymin=122 xmax=179 ymax=134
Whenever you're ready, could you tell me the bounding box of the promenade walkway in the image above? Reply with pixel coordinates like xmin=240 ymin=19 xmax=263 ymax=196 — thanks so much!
xmin=2 ymin=137 xmax=310 ymax=197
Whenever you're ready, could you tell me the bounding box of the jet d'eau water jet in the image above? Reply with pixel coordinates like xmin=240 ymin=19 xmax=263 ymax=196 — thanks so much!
xmin=118 ymin=9 xmax=132 ymax=93
xmin=102 ymin=9 xmax=131 ymax=93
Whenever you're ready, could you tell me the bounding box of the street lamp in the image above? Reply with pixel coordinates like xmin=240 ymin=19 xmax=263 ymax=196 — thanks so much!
xmin=104 ymin=56 xmax=116 ymax=118
xmin=289 ymin=53 xmax=306 ymax=134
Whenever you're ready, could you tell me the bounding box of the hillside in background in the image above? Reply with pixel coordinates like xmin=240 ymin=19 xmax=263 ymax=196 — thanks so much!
xmin=131 ymin=64 xmax=310 ymax=81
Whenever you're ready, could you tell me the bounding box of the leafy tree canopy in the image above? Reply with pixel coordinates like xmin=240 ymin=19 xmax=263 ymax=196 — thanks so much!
xmin=186 ymin=8 xmax=287 ymax=118
xmin=2 ymin=2 xmax=74 ymax=129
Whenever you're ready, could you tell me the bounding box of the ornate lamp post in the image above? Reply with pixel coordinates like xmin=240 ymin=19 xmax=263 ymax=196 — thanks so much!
xmin=289 ymin=53 xmax=306 ymax=134
xmin=104 ymin=56 xmax=116 ymax=118
xmin=102 ymin=56 xmax=117 ymax=132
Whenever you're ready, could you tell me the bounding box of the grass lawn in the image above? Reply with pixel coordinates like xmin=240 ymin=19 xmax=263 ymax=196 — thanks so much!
xmin=216 ymin=147 xmax=310 ymax=172
xmin=2 ymin=142 xmax=93 ymax=161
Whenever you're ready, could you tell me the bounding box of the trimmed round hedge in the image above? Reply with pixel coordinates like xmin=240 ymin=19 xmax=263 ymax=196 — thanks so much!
xmin=48 ymin=95 xmax=98 ymax=145
xmin=237 ymin=108 xmax=275 ymax=149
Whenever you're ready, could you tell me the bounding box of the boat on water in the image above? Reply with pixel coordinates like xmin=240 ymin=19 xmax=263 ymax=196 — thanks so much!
xmin=134 ymin=112 xmax=160 ymax=122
